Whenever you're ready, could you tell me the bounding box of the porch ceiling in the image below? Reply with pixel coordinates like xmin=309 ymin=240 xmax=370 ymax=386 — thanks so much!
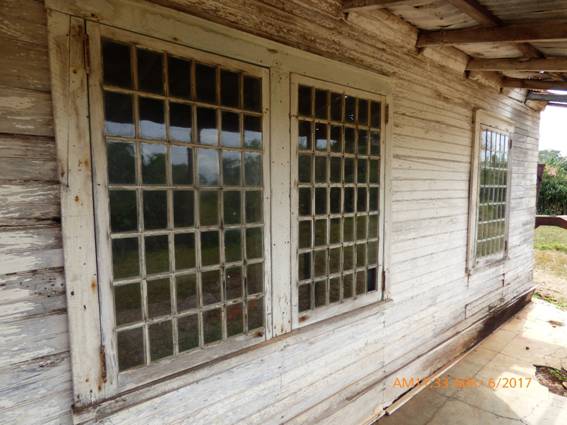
xmin=343 ymin=0 xmax=567 ymax=107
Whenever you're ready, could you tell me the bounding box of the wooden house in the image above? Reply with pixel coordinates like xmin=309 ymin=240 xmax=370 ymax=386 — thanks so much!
xmin=2 ymin=0 xmax=566 ymax=423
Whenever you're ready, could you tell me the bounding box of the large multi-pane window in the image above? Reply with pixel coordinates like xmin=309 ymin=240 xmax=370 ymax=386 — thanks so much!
xmin=293 ymin=77 xmax=384 ymax=322
xmin=468 ymin=111 xmax=513 ymax=268
xmin=100 ymin=39 xmax=267 ymax=371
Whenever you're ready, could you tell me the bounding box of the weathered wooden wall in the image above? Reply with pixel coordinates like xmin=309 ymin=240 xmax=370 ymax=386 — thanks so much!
xmin=0 ymin=0 xmax=538 ymax=424
xmin=0 ymin=0 xmax=72 ymax=424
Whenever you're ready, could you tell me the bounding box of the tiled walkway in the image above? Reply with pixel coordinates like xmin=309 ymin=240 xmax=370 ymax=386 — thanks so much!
xmin=379 ymin=300 xmax=567 ymax=425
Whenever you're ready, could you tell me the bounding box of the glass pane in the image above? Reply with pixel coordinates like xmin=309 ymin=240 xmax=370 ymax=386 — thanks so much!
xmin=203 ymin=308 xmax=222 ymax=344
xmin=298 ymin=155 xmax=312 ymax=183
xmin=171 ymin=146 xmax=193 ymax=184
xmin=315 ymin=219 xmax=327 ymax=247
xmin=315 ymin=89 xmax=328 ymax=119
xmin=178 ymin=314 xmax=199 ymax=351
xmin=221 ymin=111 xmax=240 ymax=147
xmin=247 ymin=263 xmax=263 ymax=295
xmin=344 ymin=187 xmax=354 ymax=213
xmin=201 ymin=231 xmax=219 ymax=266
xmin=143 ymin=190 xmax=167 ymax=230
xmin=329 ymin=277 xmax=340 ymax=303
xmin=298 ymin=121 xmax=312 ymax=150
xmin=357 ymin=159 xmax=367 ymax=184
xmin=369 ymin=188 xmax=378 ymax=212
xmin=141 ymin=143 xmax=166 ymax=184
xmin=103 ymin=41 xmax=131 ymax=88
xmin=114 ymin=282 xmax=141 ymax=325
xmin=343 ymin=273 xmax=353 ymax=299
xmin=244 ymin=115 xmax=262 ymax=149
xmin=199 ymin=191 xmax=218 ymax=226
xmin=104 ymin=91 xmax=134 ymax=137
xmin=197 ymin=107 xmax=218 ymax=145
xmin=243 ymin=75 xmax=262 ymax=112
xmin=356 ymin=270 xmax=365 ymax=295
xmin=330 ymin=92 xmax=342 ymax=121
xmin=330 ymin=218 xmax=341 ymax=244
xmin=245 ymin=191 xmax=263 ymax=223
xmin=344 ymin=127 xmax=355 ymax=154
xmin=314 ymin=250 xmax=327 ymax=277
xmin=244 ymin=152 xmax=262 ymax=186
xmin=369 ymin=160 xmax=379 ymax=183
xmin=343 ymin=217 xmax=354 ymax=242
xmin=139 ymin=97 xmax=165 ymax=139
xmin=368 ymin=241 xmax=378 ymax=265
xmin=247 ymin=297 xmax=263 ymax=329
xmin=147 ymin=278 xmax=171 ymax=318
xmin=371 ymin=101 xmax=381 ymax=128
xmin=345 ymin=96 xmax=355 ymax=122
xmin=174 ymin=233 xmax=195 ymax=270
xmin=298 ymin=284 xmax=311 ymax=312
xmin=330 ymin=157 xmax=341 ymax=183
xmin=357 ymin=216 xmax=367 ymax=240
xmin=315 ymin=157 xmax=327 ymax=183
xmin=370 ymin=131 xmax=380 ymax=156
xmin=225 ymin=229 xmax=242 ymax=262
xmin=197 ymin=148 xmax=219 ymax=186
xmin=357 ymin=188 xmax=367 ymax=212
xmin=356 ymin=243 xmax=366 ymax=267
xmin=367 ymin=268 xmax=377 ymax=292
xmin=137 ymin=49 xmax=163 ymax=94
xmin=149 ymin=320 xmax=173 ymax=361
xmin=298 ymin=252 xmax=311 ymax=280
xmin=221 ymin=69 xmax=240 ymax=107
xmin=246 ymin=227 xmax=263 ymax=259
xmin=145 ymin=235 xmax=169 ymax=275
xmin=117 ymin=328 xmax=144 ymax=370
xmin=169 ymin=102 xmax=192 ymax=142
xmin=358 ymin=130 xmax=368 ymax=155
xmin=344 ymin=158 xmax=355 ymax=183
xmin=176 ymin=274 xmax=197 ymax=311
xmin=343 ymin=246 xmax=354 ymax=271
xmin=315 ymin=124 xmax=327 ymax=151
xmin=298 ymin=85 xmax=312 ymax=117
xmin=202 ymin=270 xmax=221 ymax=305
xmin=112 ymin=238 xmax=139 ymax=279
xmin=107 ymin=142 xmax=136 ymax=184
xmin=227 ymin=303 xmax=244 ymax=336
xmin=173 ymin=190 xmax=194 ymax=228
xmin=223 ymin=191 xmax=241 ymax=225
xmin=315 ymin=280 xmax=326 ymax=307
xmin=315 ymin=188 xmax=327 ymax=215
xmin=168 ymin=56 xmax=191 ymax=98
xmin=358 ymin=99 xmax=369 ymax=125
xmin=330 ymin=126 xmax=342 ymax=153
xmin=195 ymin=63 xmax=217 ymax=103
xmin=299 ymin=188 xmax=312 ymax=216
xmin=330 ymin=188 xmax=341 ymax=214
xmin=222 ymin=151 xmax=241 ymax=186
xmin=226 ymin=266 xmax=243 ymax=300
xmin=329 ymin=247 xmax=340 ymax=274
xmin=110 ymin=190 xmax=137 ymax=232
xmin=299 ymin=220 xmax=312 ymax=249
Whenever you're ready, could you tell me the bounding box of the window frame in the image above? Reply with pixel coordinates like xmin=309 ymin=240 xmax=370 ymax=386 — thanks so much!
xmin=290 ymin=74 xmax=387 ymax=328
xmin=467 ymin=110 xmax=514 ymax=272
xmin=46 ymin=0 xmax=392 ymax=413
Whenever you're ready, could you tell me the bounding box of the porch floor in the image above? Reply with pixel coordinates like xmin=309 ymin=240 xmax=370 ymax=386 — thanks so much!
xmin=378 ymin=299 xmax=567 ymax=425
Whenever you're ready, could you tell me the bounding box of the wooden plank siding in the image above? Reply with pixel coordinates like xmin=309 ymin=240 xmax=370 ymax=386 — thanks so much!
xmin=0 ymin=0 xmax=73 ymax=424
xmin=0 ymin=0 xmax=539 ymax=424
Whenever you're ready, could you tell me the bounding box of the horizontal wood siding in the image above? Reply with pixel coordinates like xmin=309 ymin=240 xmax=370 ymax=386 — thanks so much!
xmin=0 ymin=0 xmax=72 ymax=424
xmin=2 ymin=0 xmax=538 ymax=424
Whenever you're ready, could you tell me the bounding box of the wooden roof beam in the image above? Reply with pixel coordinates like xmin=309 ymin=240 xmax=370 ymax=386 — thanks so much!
xmin=526 ymin=92 xmax=567 ymax=102
xmin=343 ymin=0 xmax=422 ymax=12
xmin=417 ymin=20 xmax=567 ymax=46
xmin=502 ymin=78 xmax=567 ymax=90
xmin=467 ymin=57 xmax=567 ymax=71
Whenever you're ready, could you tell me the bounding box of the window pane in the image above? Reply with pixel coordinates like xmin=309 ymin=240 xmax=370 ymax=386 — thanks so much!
xmin=169 ymin=102 xmax=192 ymax=142
xmin=225 ymin=229 xmax=242 ymax=262
xmin=315 ymin=188 xmax=327 ymax=215
xmin=104 ymin=91 xmax=134 ymax=137
xmin=299 ymin=188 xmax=312 ymax=216
xmin=315 ymin=89 xmax=328 ymax=119
xmin=330 ymin=126 xmax=342 ymax=153
xmin=197 ymin=107 xmax=218 ymax=145
xmin=315 ymin=280 xmax=326 ymax=307
xmin=202 ymin=270 xmax=221 ymax=305
xmin=244 ymin=115 xmax=262 ymax=149
xmin=175 ymin=233 xmax=195 ymax=270
xmin=298 ymin=155 xmax=312 ymax=183
xmin=329 ymin=277 xmax=340 ymax=303
xmin=243 ymin=76 xmax=261 ymax=112
xmin=221 ymin=111 xmax=240 ymax=147
xmin=223 ymin=191 xmax=241 ymax=224
xmin=345 ymin=96 xmax=355 ymax=122
xmin=245 ymin=191 xmax=263 ymax=223
xmin=223 ymin=151 xmax=241 ymax=186
xmin=371 ymin=101 xmax=381 ymax=128
xmin=298 ymin=252 xmax=311 ymax=280
xmin=198 ymin=148 xmax=219 ymax=186
xmin=343 ymin=273 xmax=353 ymax=299
xmin=299 ymin=220 xmax=312 ymax=249
xmin=173 ymin=190 xmax=194 ymax=228
xmin=226 ymin=266 xmax=243 ymax=300
xmin=330 ymin=93 xmax=342 ymax=121
xmin=298 ymin=284 xmax=311 ymax=312
xmin=195 ymin=63 xmax=217 ymax=103
xmin=298 ymin=121 xmax=312 ymax=150
xmin=103 ymin=41 xmax=131 ymax=88
xmin=246 ymin=228 xmax=263 ymax=259
xmin=149 ymin=320 xmax=173 ymax=361
xmin=113 ymin=238 xmax=139 ymax=279
xmin=244 ymin=152 xmax=262 ymax=186
xmin=143 ymin=190 xmax=167 ymax=230
xmin=199 ymin=191 xmax=218 ymax=226
xmin=315 ymin=219 xmax=327 ymax=247
xmin=145 ymin=235 xmax=170 ymax=275
xmin=176 ymin=274 xmax=197 ymax=311
xmin=315 ymin=157 xmax=327 ymax=183
xmin=247 ymin=263 xmax=263 ymax=295
xmin=168 ymin=56 xmax=191 ymax=98
xmin=298 ymin=85 xmax=312 ymax=117
xmin=201 ymin=231 xmax=219 ymax=266
xmin=137 ymin=49 xmax=163 ymax=94
xmin=139 ymin=97 xmax=165 ymax=139
xmin=147 ymin=278 xmax=171 ymax=318
xmin=110 ymin=190 xmax=137 ymax=232
xmin=358 ymin=99 xmax=369 ymax=126
xmin=171 ymin=146 xmax=193 ymax=185
xmin=315 ymin=124 xmax=327 ymax=151
xmin=203 ymin=308 xmax=222 ymax=344
xmin=221 ymin=70 xmax=240 ymax=107
xmin=247 ymin=297 xmax=263 ymax=329
xmin=178 ymin=314 xmax=199 ymax=351
xmin=227 ymin=303 xmax=244 ymax=336
xmin=115 ymin=282 xmax=142 ymax=325
xmin=107 ymin=142 xmax=136 ymax=184
xmin=117 ymin=328 xmax=144 ymax=370
xmin=141 ymin=143 xmax=166 ymax=184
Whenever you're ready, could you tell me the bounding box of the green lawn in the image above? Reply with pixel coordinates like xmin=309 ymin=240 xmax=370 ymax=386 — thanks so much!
xmin=535 ymin=225 xmax=567 ymax=253
xmin=534 ymin=226 xmax=567 ymax=310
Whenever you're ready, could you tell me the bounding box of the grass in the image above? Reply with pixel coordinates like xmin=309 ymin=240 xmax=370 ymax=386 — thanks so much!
xmin=534 ymin=226 xmax=567 ymax=311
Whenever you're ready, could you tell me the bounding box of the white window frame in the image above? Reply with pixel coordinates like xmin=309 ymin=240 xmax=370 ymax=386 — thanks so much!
xmin=467 ymin=110 xmax=514 ymax=273
xmin=290 ymin=75 xmax=387 ymax=328
xmin=46 ymin=0 xmax=392 ymax=417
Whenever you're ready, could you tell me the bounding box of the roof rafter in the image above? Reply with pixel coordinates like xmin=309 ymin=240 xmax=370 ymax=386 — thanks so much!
xmin=343 ymin=0 xmax=422 ymax=12
xmin=526 ymin=92 xmax=567 ymax=102
xmin=502 ymin=77 xmax=567 ymax=90
xmin=467 ymin=57 xmax=567 ymax=72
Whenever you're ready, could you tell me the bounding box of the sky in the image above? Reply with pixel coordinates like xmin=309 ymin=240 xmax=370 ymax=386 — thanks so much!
xmin=539 ymin=104 xmax=567 ymax=155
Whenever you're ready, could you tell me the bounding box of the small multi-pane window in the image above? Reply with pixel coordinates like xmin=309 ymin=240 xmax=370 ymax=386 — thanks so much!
xmin=294 ymin=79 xmax=383 ymax=319
xmin=468 ymin=111 xmax=513 ymax=269
xmin=100 ymin=39 xmax=266 ymax=371
xmin=475 ymin=129 xmax=509 ymax=259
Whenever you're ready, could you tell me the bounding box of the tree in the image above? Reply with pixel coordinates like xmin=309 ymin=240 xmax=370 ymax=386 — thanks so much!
xmin=538 ymin=150 xmax=567 ymax=214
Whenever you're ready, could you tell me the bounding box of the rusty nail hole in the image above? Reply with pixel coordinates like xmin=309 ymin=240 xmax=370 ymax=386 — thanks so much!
xmin=299 ymin=315 xmax=308 ymax=322
xmin=74 ymin=195 xmax=80 ymax=203
xmin=525 ymin=346 xmax=530 ymax=350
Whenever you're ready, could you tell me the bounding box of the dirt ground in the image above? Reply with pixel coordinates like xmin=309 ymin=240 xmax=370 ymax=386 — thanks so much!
xmin=534 ymin=227 xmax=567 ymax=310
